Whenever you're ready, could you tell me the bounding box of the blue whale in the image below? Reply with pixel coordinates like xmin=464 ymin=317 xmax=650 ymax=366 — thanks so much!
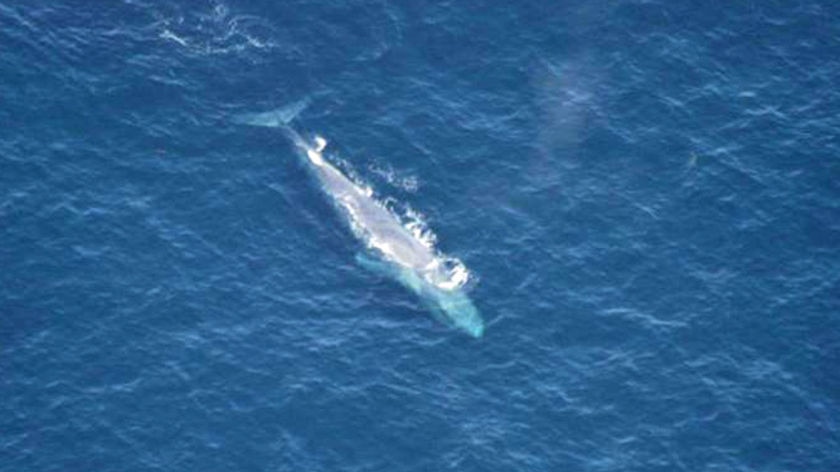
xmin=237 ymin=102 xmax=484 ymax=337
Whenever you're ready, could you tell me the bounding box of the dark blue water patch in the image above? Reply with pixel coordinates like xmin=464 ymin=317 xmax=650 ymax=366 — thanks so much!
xmin=2 ymin=1 xmax=840 ymax=471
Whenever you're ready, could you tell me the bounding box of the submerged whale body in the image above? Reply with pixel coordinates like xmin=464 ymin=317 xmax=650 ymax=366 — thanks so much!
xmin=237 ymin=102 xmax=484 ymax=337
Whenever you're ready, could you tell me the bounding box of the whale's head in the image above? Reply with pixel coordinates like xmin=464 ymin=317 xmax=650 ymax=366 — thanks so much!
xmin=394 ymin=267 xmax=483 ymax=337
xmin=429 ymin=288 xmax=484 ymax=338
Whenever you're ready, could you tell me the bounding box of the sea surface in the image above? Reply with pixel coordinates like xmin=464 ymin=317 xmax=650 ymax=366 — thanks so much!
xmin=2 ymin=1 xmax=839 ymax=471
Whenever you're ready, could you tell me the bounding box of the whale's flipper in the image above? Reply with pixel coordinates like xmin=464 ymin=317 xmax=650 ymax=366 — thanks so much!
xmin=355 ymin=252 xmax=395 ymax=278
xmin=233 ymin=99 xmax=309 ymax=128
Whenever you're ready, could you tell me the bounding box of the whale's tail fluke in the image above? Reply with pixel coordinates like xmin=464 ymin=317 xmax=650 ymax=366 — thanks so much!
xmin=233 ymin=98 xmax=309 ymax=128
xmin=233 ymin=98 xmax=313 ymax=152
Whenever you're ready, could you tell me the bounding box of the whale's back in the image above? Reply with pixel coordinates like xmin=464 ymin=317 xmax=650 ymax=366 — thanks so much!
xmin=315 ymin=163 xmax=436 ymax=270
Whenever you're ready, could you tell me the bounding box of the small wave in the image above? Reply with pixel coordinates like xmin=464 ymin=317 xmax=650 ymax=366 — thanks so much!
xmin=445 ymin=262 xmax=471 ymax=289
xmin=370 ymin=163 xmax=419 ymax=193
xmin=377 ymin=197 xmax=437 ymax=250
xmin=426 ymin=257 xmax=471 ymax=291
xmin=380 ymin=193 xmax=472 ymax=291
xmin=159 ymin=29 xmax=188 ymax=47
xmin=402 ymin=207 xmax=437 ymax=249
xmin=152 ymin=2 xmax=278 ymax=56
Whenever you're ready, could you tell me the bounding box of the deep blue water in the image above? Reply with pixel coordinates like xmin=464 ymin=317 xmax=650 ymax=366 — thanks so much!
xmin=2 ymin=1 xmax=839 ymax=470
